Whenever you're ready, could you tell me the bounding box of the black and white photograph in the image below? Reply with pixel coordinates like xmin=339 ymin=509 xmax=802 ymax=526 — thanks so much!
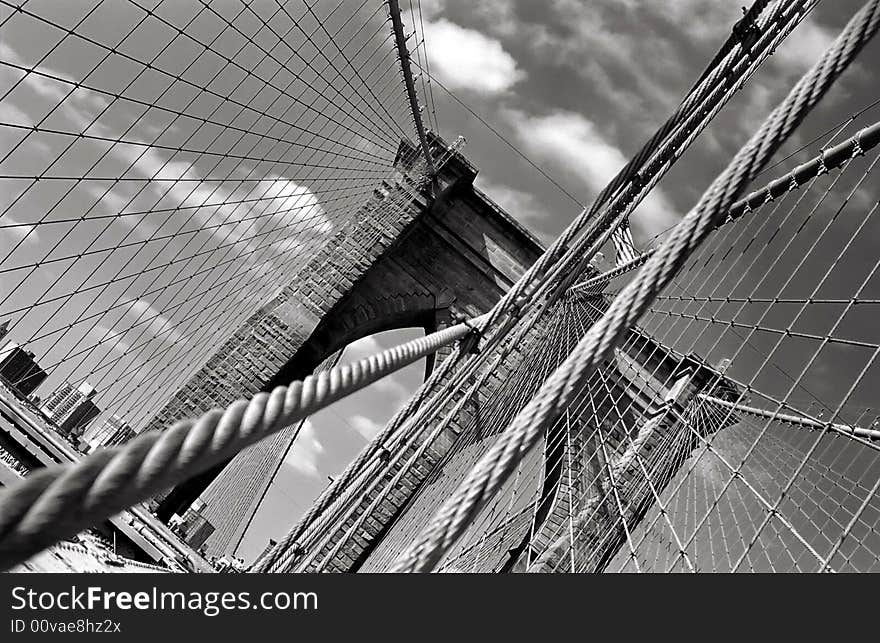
xmin=0 ymin=0 xmax=878 ymax=630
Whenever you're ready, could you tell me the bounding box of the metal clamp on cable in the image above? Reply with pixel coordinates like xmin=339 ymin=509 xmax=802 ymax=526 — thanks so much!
xmin=732 ymin=6 xmax=760 ymax=54
xmin=288 ymin=543 xmax=306 ymax=559
xmin=852 ymin=130 xmax=866 ymax=157
xmin=452 ymin=312 xmax=483 ymax=355
xmin=816 ymin=148 xmax=829 ymax=175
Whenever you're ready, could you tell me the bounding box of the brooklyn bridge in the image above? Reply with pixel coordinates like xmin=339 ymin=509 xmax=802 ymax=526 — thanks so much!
xmin=0 ymin=0 xmax=878 ymax=573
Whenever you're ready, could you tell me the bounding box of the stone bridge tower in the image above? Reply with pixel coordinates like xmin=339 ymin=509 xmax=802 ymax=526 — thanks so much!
xmin=143 ymin=134 xmax=546 ymax=550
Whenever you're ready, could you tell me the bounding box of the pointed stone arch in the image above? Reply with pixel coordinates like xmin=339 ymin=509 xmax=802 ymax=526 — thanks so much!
xmin=146 ymin=135 xmax=546 ymax=532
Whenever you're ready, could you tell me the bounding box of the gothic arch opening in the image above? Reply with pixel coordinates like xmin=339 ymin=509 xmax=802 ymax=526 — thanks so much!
xmin=264 ymin=298 xmax=444 ymax=390
xmin=153 ymin=297 xmax=443 ymax=526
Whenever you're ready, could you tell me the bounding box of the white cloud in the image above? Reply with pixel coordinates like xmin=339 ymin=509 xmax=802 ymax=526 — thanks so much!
xmin=99 ymin=143 xmax=332 ymax=270
xmin=477 ymin=180 xmax=555 ymax=244
xmin=421 ymin=19 xmax=524 ymax=94
xmin=0 ymin=214 xmax=38 ymax=245
xmin=348 ymin=414 xmax=382 ymax=441
xmin=285 ymin=420 xmax=325 ymax=477
xmin=0 ymin=100 xmax=32 ymax=127
xmin=506 ymin=109 xmax=679 ymax=237
xmin=340 ymin=335 xmax=413 ymax=404
xmin=773 ymin=20 xmax=835 ymax=74
xmin=256 ymin=177 xmax=331 ymax=237
xmin=1 ymin=42 xmax=331 ymax=266
xmin=123 ymin=297 xmax=185 ymax=345
xmin=0 ymin=43 xmax=109 ymax=126
xmin=507 ymin=110 xmax=625 ymax=194
xmin=372 ymin=373 xmax=411 ymax=406
xmin=344 ymin=334 xmax=382 ymax=358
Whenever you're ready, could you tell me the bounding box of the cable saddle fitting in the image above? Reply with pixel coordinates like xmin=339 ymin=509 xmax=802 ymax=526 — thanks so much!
xmin=732 ymin=6 xmax=761 ymax=53
xmin=452 ymin=312 xmax=482 ymax=355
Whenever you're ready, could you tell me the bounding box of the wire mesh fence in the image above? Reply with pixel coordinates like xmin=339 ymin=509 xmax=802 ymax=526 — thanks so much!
xmin=351 ymin=114 xmax=880 ymax=573
xmin=0 ymin=0 xmax=434 ymax=434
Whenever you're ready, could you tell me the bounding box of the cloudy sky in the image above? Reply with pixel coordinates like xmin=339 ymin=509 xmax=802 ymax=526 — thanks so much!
xmin=2 ymin=1 xmax=879 ymax=565
xmin=406 ymin=0 xmax=878 ymax=245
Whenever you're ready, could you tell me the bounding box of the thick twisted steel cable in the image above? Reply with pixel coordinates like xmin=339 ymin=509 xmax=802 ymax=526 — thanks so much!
xmin=389 ymin=0 xmax=880 ymax=573
xmin=0 ymin=316 xmax=487 ymax=570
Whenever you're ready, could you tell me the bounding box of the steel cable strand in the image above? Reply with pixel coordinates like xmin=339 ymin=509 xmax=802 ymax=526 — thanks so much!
xmin=389 ymin=0 xmax=880 ymax=573
xmin=0 ymin=320 xmax=481 ymax=569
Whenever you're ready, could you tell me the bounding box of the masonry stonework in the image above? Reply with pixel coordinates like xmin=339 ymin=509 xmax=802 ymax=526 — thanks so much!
xmin=142 ymin=135 xmax=546 ymax=548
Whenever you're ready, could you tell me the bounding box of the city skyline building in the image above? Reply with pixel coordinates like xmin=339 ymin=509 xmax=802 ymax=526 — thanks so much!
xmin=58 ymin=399 xmax=100 ymax=437
xmin=169 ymin=499 xmax=216 ymax=551
xmin=82 ymin=414 xmax=134 ymax=453
xmin=0 ymin=340 xmax=48 ymax=397
xmin=40 ymin=381 xmax=100 ymax=436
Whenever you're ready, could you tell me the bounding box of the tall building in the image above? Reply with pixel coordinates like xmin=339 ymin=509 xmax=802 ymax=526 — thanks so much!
xmin=59 ymin=399 xmax=100 ymax=437
xmin=196 ymin=352 xmax=343 ymax=558
xmin=0 ymin=320 xmax=9 ymax=344
xmin=40 ymin=381 xmax=100 ymax=436
xmin=0 ymin=340 xmax=48 ymax=397
xmin=82 ymin=414 xmax=134 ymax=453
xmin=169 ymin=499 xmax=216 ymax=550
